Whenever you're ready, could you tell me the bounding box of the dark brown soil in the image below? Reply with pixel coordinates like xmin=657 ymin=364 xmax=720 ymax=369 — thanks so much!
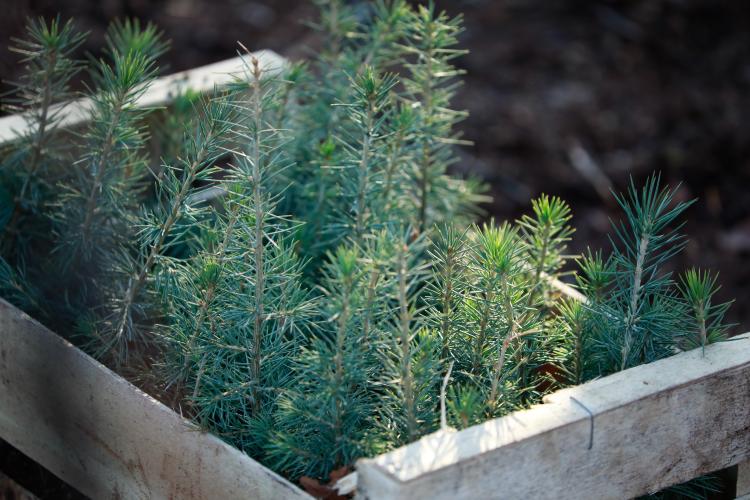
xmin=443 ymin=0 xmax=750 ymax=333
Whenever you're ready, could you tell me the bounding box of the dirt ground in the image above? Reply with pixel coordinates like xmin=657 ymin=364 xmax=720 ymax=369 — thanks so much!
xmin=2 ymin=0 xmax=748 ymax=330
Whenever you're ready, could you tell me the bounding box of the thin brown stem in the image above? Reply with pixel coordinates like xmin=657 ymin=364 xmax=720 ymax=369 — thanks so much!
xmin=80 ymin=98 xmax=124 ymax=249
xmin=249 ymin=57 xmax=266 ymax=415
xmin=518 ymin=222 xmax=551 ymax=388
xmin=471 ymin=286 xmax=495 ymax=374
xmin=113 ymin=134 xmax=214 ymax=351
xmin=397 ymin=244 xmax=417 ymax=441
xmin=417 ymin=22 xmax=435 ymax=233
xmin=621 ymin=234 xmax=649 ymax=370
xmin=355 ymin=102 xmax=375 ymax=239
xmin=4 ymin=50 xmax=57 ymax=247
xmin=176 ymin=199 xmax=242 ymax=393
xmin=439 ymin=249 xmax=455 ymax=362
xmin=361 ymin=270 xmax=380 ymax=344
xmin=381 ymin=127 xmax=405 ymax=212
xmin=488 ymin=327 xmax=538 ymax=407
xmin=20 ymin=50 xmax=57 ymax=202
xmin=333 ymin=272 xmax=352 ymax=466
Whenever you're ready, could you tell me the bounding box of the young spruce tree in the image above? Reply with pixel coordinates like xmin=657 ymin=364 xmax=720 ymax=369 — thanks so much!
xmin=1 ymin=17 xmax=85 ymax=259
xmin=54 ymin=20 xmax=167 ymax=274
xmin=160 ymin=54 xmax=318 ymax=460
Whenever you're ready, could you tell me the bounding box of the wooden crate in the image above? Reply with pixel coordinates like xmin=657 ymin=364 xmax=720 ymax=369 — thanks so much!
xmin=0 ymin=299 xmax=311 ymax=500
xmin=355 ymin=333 xmax=750 ymax=499
xmin=1 ymin=297 xmax=747 ymax=499
xmin=1 ymin=54 xmax=748 ymax=499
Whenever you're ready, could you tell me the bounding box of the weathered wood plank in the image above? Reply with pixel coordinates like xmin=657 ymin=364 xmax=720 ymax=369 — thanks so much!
xmin=357 ymin=334 xmax=750 ymax=500
xmin=0 ymin=49 xmax=285 ymax=146
xmin=0 ymin=299 xmax=310 ymax=500
xmin=738 ymin=460 xmax=750 ymax=498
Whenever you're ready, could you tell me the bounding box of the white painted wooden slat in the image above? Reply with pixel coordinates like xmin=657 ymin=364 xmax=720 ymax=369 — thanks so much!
xmin=0 ymin=299 xmax=311 ymax=500
xmin=356 ymin=334 xmax=750 ymax=500
xmin=0 ymin=50 xmax=286 ymax=146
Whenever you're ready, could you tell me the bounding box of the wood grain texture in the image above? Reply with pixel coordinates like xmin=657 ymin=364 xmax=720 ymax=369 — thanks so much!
xmin=357 ymin=334 xmax=750 ymax=500
xmin=0 ymin=50 xmax=285 ymax=146
xmin=0 ymin=299 xmax=310 ymax=500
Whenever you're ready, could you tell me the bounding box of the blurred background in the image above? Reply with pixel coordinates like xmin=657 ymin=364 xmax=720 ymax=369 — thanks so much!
xmin=2 ymin=0 xmax=749 ymax=329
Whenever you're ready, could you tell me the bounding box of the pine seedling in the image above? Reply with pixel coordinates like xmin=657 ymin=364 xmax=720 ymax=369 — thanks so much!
xmin=333 ymin=67 xmax=398 ymax=242
xmin=373 ymin=228 xmax=441 ymax=446
xmin=426 ymin=223 xmax=471 ymax=364
xmin=277 ymin=22 xmax=355 ymax=266
xmin=104 ymin=18 xmax=169 ymax=63
xmin=266 ymin=246 xmax=372 ymax=479
xmin=290 ymin=72 xmax=411 ymax=267
xmin=296 ymin=0 xmax=357 ymax=148
xmin=550 ymin=298 xmax=590 ymax=386
xmin=401 ymin=3 xmax=483 ymax=232
xmin=379 ymin=102 xmax=417 ymax=216
xmin=162 ymin=54 xmax=318 ymax=459
xmin=158 ymin=199 xmax=240 ymax=396
xmin=0 ymin=258 xmax=42 ymax=315
xmin=190 ymin=230 xmax=315 ymax=452
xmin=462 ymin=223 xmax=522 ymax=377
xmin=445 ymin=383 xmax=485 ymax=429
xmin=53 ymin=20 xmax=166 ymax=278
xmin=362 ymin=0 xmax=411 ymax=70
xmin=514 ymin=195 xmax=574 ymax=389
xmin=293 ymin=0 xmax=373 ymax=194
xmin=576 ymin=248 xmax=615 ymax=300
xmin=91 ymin=95 xmax=235 ymax=362
xmin=678 ymin=268 xmax=733 ymax=352
xmin=472 ymin=223 xmax=541 ymax=411
xmin=311 ymin=0 xmax=409 ymax=73
xmin=310 ymin=0 xmax=358 ymax=64
xmin=1 ymin=17 xmax=86 ymax=258
xmin=289 ymin=134 xmax=342 ymax=268
xmin=225 ymin=54 xmax=313 ymax=421
xmin=586 ymin=174 xmax=694 ymax=375
xmin=518 ymin=195 xmax=574 ymax=303
xmin=551 ymin=248 xmax=616 ymax=385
